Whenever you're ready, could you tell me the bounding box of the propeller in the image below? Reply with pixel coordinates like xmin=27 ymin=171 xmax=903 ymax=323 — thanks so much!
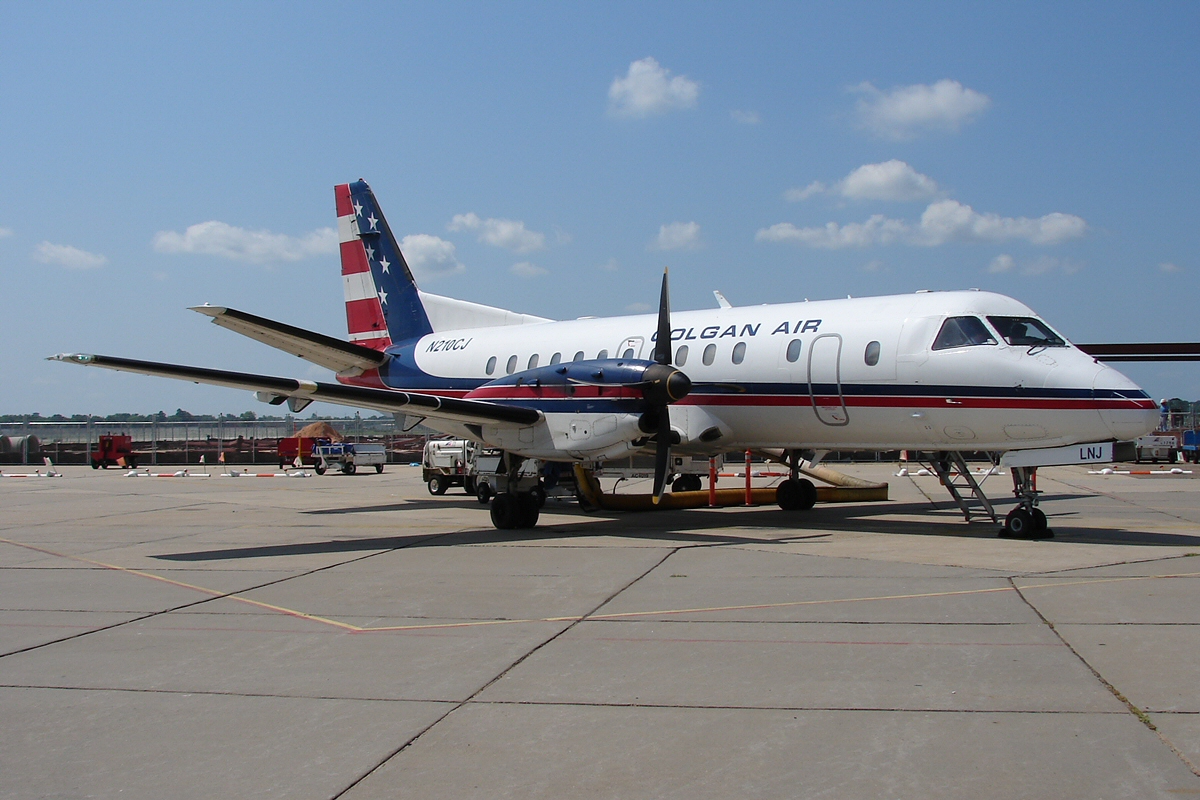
xmin=647 ymin=268 xmax=689 ymax=503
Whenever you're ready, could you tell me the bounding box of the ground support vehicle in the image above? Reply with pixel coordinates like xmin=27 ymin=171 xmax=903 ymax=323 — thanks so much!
xmin=278 ymin=436 xmax=329 ymax=469
xmin=1134 ymin=434 xmax=1179 ymax=464
xmin=1183 ymin=431 xmax=1200 ymax=463
xmin=422 ymin=439 xmax=480 ymax=495
xmin=92 ymin=435 xmax=137 ymax=469
xmin=312 ymin=443 xmax=386 ymax=475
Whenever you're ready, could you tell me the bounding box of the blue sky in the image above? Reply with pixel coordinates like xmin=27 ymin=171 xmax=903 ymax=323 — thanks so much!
xmin=2 ymin=1 xmax=1197 ymax=414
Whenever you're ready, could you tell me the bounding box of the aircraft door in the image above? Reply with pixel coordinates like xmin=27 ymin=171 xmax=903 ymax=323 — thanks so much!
xmin=808 ymin=334 xmax=848 ymax=426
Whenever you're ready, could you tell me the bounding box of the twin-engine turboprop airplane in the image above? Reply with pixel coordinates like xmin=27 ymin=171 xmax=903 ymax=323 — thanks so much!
xmin=52 ymin=180 xmax=1165 ymax=537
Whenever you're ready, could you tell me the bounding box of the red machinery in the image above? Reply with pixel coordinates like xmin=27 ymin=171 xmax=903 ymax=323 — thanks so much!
xmin=92 ymin=435 xmax=137 ymax=469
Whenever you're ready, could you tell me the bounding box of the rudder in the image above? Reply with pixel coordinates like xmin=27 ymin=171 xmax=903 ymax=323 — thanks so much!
xmin=335 ymin=180 xmax=433 ymax=348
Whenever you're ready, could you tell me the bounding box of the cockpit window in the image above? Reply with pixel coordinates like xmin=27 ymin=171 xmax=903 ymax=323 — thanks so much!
xmin=932 ymin=316 xmax=997 ymax=351
xmin=986 ymin=316 xmax=1066 ymax=348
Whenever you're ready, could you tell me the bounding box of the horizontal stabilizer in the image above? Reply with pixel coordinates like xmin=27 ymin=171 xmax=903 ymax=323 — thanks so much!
xmin=1077 ymin=342 xmax=1200 ymax=362
xmin=48 ymin=353 xmax=541 ymax=427
xmin=190 ymin=306 xmax=388 ymax=374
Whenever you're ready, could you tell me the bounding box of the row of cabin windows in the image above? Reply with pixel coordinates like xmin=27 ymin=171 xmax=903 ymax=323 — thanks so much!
xmin=482 ymin=338 xmax=884 ymax=376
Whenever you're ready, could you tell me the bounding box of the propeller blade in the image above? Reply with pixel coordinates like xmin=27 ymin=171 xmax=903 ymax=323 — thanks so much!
xmin=652 ymin=406 xmax=671 ymax=504
xmin=654 ymin=268 xmax=672 ymax=366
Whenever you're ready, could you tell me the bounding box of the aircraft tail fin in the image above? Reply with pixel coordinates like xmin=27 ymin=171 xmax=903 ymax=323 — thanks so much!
xmin=335 ymin=180 xmax=433 ymax=348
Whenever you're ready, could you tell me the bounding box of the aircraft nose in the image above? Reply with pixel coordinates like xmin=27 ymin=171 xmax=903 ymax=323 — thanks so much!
xmin=1094 ymin=366 xmax=1160 ymax=440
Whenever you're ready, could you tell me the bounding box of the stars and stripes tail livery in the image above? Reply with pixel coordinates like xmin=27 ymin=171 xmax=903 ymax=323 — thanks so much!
xmin=54 ymin=178 xmax=1193 ymax=532
xmin=336 ymin=180 xmax=432 ymax=349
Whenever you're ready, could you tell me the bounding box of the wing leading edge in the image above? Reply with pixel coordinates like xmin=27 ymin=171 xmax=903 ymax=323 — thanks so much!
xmin=48 ymin=353 xmax=541 ymax=427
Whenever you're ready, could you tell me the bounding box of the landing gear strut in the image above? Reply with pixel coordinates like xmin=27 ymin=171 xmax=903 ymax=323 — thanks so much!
xmin=776 ymin=450 xmax=817 ymax=511
xmin=1001 ymin=466 xmax=1052 ymax=539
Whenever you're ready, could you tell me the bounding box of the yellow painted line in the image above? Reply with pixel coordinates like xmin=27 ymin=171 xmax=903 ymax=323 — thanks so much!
xmin=2 ymin=534 xmax=1197 ymax=635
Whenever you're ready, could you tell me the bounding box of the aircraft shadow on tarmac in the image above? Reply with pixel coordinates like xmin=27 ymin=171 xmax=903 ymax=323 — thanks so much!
xmin=153 ymin=493 xmax=1200 ymax=562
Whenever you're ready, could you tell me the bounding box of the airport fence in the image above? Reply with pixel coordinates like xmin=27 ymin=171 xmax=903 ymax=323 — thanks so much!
xmin=0 ymin=417 xmax=440 ymax=467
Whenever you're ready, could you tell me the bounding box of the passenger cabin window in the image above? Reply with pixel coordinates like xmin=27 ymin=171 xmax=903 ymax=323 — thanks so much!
xmin=675 ymin=345 xmax=689 ymax=366
xmin=732 ymin=342 xmax=746 ymax=364
xmin=573 ymin=351 xmax=585 ymax=361
xmin=506 ymin=355 xmax=518 ymax=374
xmin=986 ymin=316 xmax=1066 ymax=348
xmin=702 ymin=343 xmax=716 ymax=366
xmin=622 ymin=348 xmax=635 ymax=359
xmin=527 ymin=354 xmax=539 ymax=370
xmin=549 ymin=352 xmax=562 ymax=365
xmin=864 ymin=341 xmax=881 ymax=366
xmin=786 ymin=339 xmax=802 ymax=362
xmin=485 ymin=356 xmax=497 ymax=375
xmin=597 ymin=349 xmax=608 ymax=359
xmin=932 ymin=316 xmax=997 ymax=351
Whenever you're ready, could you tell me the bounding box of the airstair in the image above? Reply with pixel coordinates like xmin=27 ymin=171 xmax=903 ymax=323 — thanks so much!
xmin=928 ymin=452 xmax=997 ymax=523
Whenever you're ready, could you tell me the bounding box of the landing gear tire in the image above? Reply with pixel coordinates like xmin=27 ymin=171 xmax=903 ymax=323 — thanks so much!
xmin=1002 ymin=508 xmax=1034 ymax=538
xmin=491 ymin=493 xmax=520 ymax=529
xmin=534 ymin=485 xmax=547 ymax=508
xmin=476 ymin=481 xmax=492 ymax=505
xmin=428 ymin=476 xmax=448 ymax=495
xmin=1031 ymin=508 xmax=1051 ymax=537
xmin=517 ymin=493 xmax=540 ymax=528
xmin=777 ymin=478 xmax=817 ymax=511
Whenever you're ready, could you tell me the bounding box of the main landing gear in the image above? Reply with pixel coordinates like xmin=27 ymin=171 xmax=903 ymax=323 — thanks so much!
xmin=1000 ymin=466 xmax=1052 ymax=539
xmin=485 ymin=452 xmax=543 ymax=530
xmin=776 ymin=450 xmax=817 ymax=511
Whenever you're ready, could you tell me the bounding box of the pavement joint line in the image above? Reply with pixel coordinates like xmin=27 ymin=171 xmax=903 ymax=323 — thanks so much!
xmin=5 ymin=533 xmax=1200 ymax=636
xmin=1009 ymin=576 xmax=1200 ymax=778
xmin=328 ymin=547 xmax=686 ymax=799
xmin=0 ymin=682 xmax=1154 ymax=715
xmin=1033 ymin=552 xmax=1200 ymax=576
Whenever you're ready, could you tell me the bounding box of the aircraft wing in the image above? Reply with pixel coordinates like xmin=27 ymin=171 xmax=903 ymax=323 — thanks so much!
xmin=189 ymin=305 xmax=388 ymax=374
xmin=1077 ymin=342 xmax=1200 ymax=362
xmin=48 ymin=353 xmax=541 ymax=427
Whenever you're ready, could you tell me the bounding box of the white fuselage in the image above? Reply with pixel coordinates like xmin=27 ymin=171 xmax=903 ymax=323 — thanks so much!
xmin=397 ymin=290 xmax=1156 ymax=461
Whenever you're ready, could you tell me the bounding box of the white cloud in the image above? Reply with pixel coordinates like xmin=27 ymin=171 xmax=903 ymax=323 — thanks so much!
xmin=730 ymin=109 xmax=761 ymax=125
xmin=1160 ymin=262 xmax=1182 ymax=273
xmin=598 ymin=258 xmax=619 ymax=272
xmin=0 ymin=227 xmax=13 ymax=239
xmin=153 ymin=221 xmax=336 ymax=264
xmin=448 ymin=212 xmax=546 ymax=253
xmin=862 ymin=260 xmax=886 ymax=273
xmin=839 ymin=160 xmax=940 ymax=201
xmin=34 ymin=241 xmax=107 ymax=269
xmin=626 ymin=302 xmax=652 ymax=313
xmin=916 ymin=200 xmax=1086 ymax=246
xmin=608 ymin=57 xmax=699 ymax=117
xmin=784 ymin=182 xmax=826 ymax=202
xmin=755 ymin=216 xmax=908 ymax=249
xmin=758 ymin=200 xmax=1086 ymax=250
xmin=854 ymin=79 xmax=991 ymax=139
xmin=510 ymin=261 xmax=547 ymax=278
xmin=785 ymin=161 xmax=939 ymax=203
xmin=399 ymin=234 xmax=463 ymax=279
xmin=651 ymin=221 xmax=702 ymax=251
xmin=988 ymin=254 xmax=1015 ymax=273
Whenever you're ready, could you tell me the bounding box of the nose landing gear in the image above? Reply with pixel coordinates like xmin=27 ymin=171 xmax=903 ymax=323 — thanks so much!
xmin=1000 ymin=466 xmax=1052 ymax=539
